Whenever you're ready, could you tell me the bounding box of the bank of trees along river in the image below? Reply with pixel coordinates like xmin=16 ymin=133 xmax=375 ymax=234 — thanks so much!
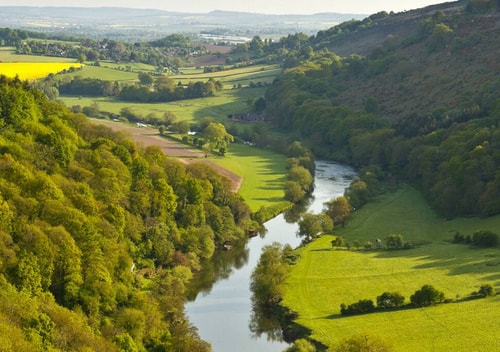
xmin=0 ymin=76 xmax=254 ymax=351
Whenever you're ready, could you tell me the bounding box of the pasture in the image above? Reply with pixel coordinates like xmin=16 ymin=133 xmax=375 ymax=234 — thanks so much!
xmin=0 ymin=47 xmax=76 ymax=63
xmin=209 ymin=142 xmax=288 ymax=211
xmin=172 ymin=64 xmax=281 ymax=88
xmin=283 ymin=186 xmax=500 ymax=351
xmin=59 ymin=87 xmax=268 ymax=123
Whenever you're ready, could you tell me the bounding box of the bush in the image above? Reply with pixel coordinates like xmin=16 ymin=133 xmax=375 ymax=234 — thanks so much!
xmin=340 ymin=299 xmax=375 ymax=315
xmin=476 ymin=284 xmax=496 ymax=298
xmin=376 ymin=291 xmax=405 ymax=308
xmin=410 ymin=285 xmax=445 ymax=307
xmin=471 ymin=230 xmax=499 ymax=248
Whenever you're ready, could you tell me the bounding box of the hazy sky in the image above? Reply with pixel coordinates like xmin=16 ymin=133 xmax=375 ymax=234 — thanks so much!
xmin=1 ymin=1 xmax=447 ymax=15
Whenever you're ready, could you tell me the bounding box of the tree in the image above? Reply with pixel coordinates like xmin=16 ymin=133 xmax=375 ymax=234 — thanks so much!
xmin=385 ymin=234 xmax=404 ymax=249
xmin=162 ymin=111 xmax=177 ymax=126
xmin=325 ymin=196 xmax=351 ymax=227
xmin=335 ymin=334 xmax=392 ymax=352
xmin=331 ymin=236 xmax=345 ymax=248
xmin=297 ymin=213 xmax=333 ymax=242
xmin=138 ymin=72 xmax=154 ymax=86
xmin=171 ymin=120 xmax=190 ymax=134
xmin=285 ymin=339 xmax=316 ymax=352
xmin=250 ymin=243 xmax=291 ymax=308
xmin=203 ymin=122 xmax=233 ymax=154
xmin=471 ymin=230 xmax=499 ymax=248
xmin=477 ymin=284 xmax=495 ymax=298
xmin=410 ymin=285 xmax=445 ymax=307
xmin=284 ymin=181 xmax=305 ymax=203
xmin=376 ymin=291 xmax=405 ymax=308
xmin=288 ymin=165 xmax=313 ymax=192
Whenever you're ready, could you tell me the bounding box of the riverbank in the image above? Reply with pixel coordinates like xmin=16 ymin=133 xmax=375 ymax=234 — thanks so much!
xmin=283 ymin=186 xmax=500 ymax=351
xmin=185 ymin=161 xmax=357 ymax=352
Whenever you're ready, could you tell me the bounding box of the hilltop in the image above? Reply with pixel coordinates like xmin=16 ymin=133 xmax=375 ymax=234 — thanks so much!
xmin=0 ymin=6 xmax=364 ymax=41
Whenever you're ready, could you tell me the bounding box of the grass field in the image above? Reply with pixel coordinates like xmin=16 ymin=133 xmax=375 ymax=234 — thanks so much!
xmin=283 ymin=186 xmax=500 ymax=351
xmin=58 ymin=87 xmax=267 ymax=123
xmin=172 ymin=64 xmax=281 ymax=88
xmin=0 ymin=47 xmax=77 ymax=63
xmin=209 ymin=142 xmax=288 ymax=211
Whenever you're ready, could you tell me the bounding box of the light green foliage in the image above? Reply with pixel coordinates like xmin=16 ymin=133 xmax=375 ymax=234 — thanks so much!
xmin=335 ymin=334 xmax=392 ymax=352
xmin=286 ymin=338 xmax=317 ymax=352
xmin=203 ymin=122 xmax=234 ymax=153
xmin=251 ymin=243 xmax=291 ymax=307
xmin=325 ymin=196 xmax=351 ymax=227
xmin=298 ymin=213 xmax=333 ymax=241
xmin=0 ymin=76 xmax=243 ymax=350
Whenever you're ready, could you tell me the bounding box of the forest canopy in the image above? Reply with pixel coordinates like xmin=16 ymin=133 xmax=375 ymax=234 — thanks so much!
xmin=0 ymin=75 xmax=252 ymax=350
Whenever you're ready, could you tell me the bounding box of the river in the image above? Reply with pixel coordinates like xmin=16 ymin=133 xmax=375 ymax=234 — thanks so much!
xmin=185 ymin=161 xmax=357 ymax=352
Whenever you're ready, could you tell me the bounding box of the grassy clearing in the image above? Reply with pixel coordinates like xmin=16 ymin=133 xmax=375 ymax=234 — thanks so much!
xmin=283 ymin=186 xmax=500 ymax=351
xmin=210 ymin=143 xmax=287 ymax=211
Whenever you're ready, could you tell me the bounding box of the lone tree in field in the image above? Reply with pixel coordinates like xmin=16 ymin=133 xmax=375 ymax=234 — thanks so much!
xmin=410 ymin=285 xmax=445 ymax=307
xmin=325 ymin=196 xmax=351 ymax=227
xmin=297 ymin=213 xmax=333 ymax=242
xmin=203 ymin=122 xmax=233 ymax=155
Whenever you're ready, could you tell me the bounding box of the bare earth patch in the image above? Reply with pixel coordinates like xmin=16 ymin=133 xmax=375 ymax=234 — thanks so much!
xmin=92 ymin=120 xmax=243 ymax=192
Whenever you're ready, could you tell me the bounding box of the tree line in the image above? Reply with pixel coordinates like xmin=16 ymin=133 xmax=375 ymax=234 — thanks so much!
xmin=56 ymin=74 xmax=223 ymax=102
xmin=340 ymin=283 xmax=495 ymax=316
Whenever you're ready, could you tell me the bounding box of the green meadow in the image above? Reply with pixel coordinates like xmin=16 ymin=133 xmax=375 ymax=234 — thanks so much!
xmin=283 ymin=186 xmax=500 ymax=351
xmin=58 ymin=87 xmax=267 ymax=123
xmin=0 ymin=47 xmax=76 ymax=63
xmin=210 ymin=142 xmax=288 ymax=211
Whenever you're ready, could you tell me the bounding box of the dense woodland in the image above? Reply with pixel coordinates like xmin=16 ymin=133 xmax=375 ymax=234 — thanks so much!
xmin=264 ymin=1 xmax=500 ymax=218
xmin=0 ymin=76 xmax=254 ymax=351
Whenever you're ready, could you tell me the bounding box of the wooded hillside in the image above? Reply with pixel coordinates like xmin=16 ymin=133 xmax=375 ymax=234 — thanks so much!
xmin=0 ymin=76 xmax=252 ymax=350
xmin=264 ymin=0 xmax=500 ymax=217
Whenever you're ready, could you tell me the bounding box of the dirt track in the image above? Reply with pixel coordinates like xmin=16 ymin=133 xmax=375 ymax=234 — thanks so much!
xmin=92 ymin=120 xmax=243 ymax=192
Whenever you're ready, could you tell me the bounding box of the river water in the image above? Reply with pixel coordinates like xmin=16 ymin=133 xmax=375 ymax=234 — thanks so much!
xmin=185 ymin=161 xmax=357 ymax=352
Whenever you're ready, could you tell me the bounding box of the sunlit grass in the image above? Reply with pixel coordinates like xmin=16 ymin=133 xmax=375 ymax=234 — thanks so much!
xmin=283 ymin=186 xmax=500 ymax=351
xmin=211 ymin=143 xmax=288 ymax=211
xmin=58 ymin=87 xmax=267 ymax=123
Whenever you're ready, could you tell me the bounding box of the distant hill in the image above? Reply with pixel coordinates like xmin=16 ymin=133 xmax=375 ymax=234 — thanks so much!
xmin=0 ymin=6 xmax=365 ymax=41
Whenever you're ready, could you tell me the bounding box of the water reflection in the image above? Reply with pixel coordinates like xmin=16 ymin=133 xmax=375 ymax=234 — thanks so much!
xmin=283 ymin=199 xmax=311 ymax=224
xmin=249 ymin=306 xmax=284 ymax=342
xmin=185 ymin=161 xmax=357 ymax=352
xmin=186 ymin=243 xmax=249 ymax=301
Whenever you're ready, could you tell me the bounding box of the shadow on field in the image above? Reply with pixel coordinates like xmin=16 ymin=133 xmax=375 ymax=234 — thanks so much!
xmin=371 ymin=243 xmax=500 ymax=285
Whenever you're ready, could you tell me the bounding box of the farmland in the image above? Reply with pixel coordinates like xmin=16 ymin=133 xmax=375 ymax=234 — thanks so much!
xmin=0 ymin=47 xmax=82 ymax=80
xmin=283 ymin=186 xmax=500 ymax=351
xmin=0 ymin=62 xmax=83 ymax=80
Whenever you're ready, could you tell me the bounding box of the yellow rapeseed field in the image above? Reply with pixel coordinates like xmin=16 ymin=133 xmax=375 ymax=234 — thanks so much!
xmin=0 ymin=62 xmax=83 ymax=80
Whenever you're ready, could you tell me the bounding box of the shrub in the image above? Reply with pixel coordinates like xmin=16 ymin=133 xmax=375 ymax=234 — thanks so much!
xmin=377 ymin=291 xmax=405 ymax=308
xmin=340 ymin=299 xmax=375 ymax=315
xmin=476 ymin=284 xmax=496 ymax=298
xmin=471 ymin=230 xmax=499 ymax=248
xmin=410 ymin=285 xmax=445 ymax=307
